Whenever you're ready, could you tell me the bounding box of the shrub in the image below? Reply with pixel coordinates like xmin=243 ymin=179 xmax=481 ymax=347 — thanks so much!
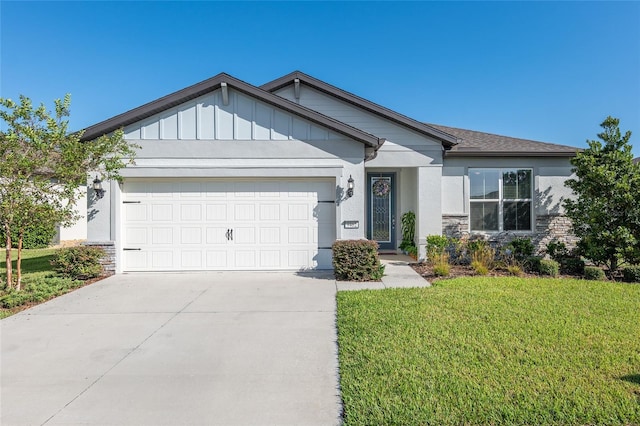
xmin=0 ymin=222 xmax=56 ymax=249
xmin=426 ymin=235 xmax=449 ymax=263
xmin=432 ymin=253 xmax=450 ymax=276
xmin=539 ymin=259 xmax=559 ymax=277
xmin=545 ymin=240 xmax=584 ymax=275
xmin=507 ymin=237 xmax=535 ymax=261
xmin=332 ymin=240 xmax=385 ymax=281
xmin=526 ymin=256 xmax=543 ymax=273
xmin=51 ymin=246 xmax=105 ymax=280
xmin=471 ymin=261 xmax=489 ymax=276
xmin=507 ymin=265 xmax=523 ymax=276
xmin=584 ymin=266 xmax=607 ymax=281
xmin=621 ymin=266 xmax=640 ymax=283
xmin=470 ymin=242 xmax=495 ymax=271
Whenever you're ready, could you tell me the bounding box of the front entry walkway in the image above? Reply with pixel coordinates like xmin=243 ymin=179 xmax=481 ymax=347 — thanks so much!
xmin=1 ymin=272 xmax=340 ymax=426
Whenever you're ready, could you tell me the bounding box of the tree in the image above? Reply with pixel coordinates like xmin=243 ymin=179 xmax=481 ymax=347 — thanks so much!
xmin=0 ymin=94 xmax=138 ymax=289
xmin=563 ymin=116 xmax=640 ymax=275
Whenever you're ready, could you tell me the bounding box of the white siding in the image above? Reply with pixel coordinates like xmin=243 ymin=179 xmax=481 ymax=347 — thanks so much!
xmin=273 ymin=85 xmax=443 ymax=166
xmin=123 ymin=88 xmax=341 ymax=142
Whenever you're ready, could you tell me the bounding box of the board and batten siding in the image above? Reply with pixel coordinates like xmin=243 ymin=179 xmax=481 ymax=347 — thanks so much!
xmin=123 ymin=88 xmax=344 ymax=142
xmin=272 ymin=85 xmax=443 ymax=167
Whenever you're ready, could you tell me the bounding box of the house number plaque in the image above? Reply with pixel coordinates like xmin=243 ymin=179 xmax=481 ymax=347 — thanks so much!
xmin=343 ymin=220 xmax=360 ymax=229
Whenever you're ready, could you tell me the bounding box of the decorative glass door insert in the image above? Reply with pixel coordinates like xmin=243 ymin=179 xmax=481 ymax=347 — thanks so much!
xmin=367 ymin=173 xmax=396 ymax=250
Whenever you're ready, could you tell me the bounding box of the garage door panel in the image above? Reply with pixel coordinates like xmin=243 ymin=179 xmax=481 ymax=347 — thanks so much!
xmin=151 ymin=251 xmax=173 ymax=269
xmin=206 ymin=204 xmax=227 ymax=221
xmin=259 ymin=227 xmax=280 ymax=244
xmin=180 ymin=228 xmax=202 ymax=244
xmin=181 ymin=251 xmax=203 ymax=268
xmin=234 ymin=227 xmax=255 ymax=244
xmin=206 ymin=227 xmax=228 ymax=245
xmin=206 ymin=250 xmax=228 ymax=268
xmin=151 ymin=204 xmax=173 ymax=221
xmin=288 ymin=204 xmax=310 ymax=221
xmin=260 ymin=250 xmax=281 ymax=268
xmin=151 ymin=228 xmax=173 ymax=244
xmin=122 ymin=179 xmax=336 ymax=271
xmin=125 ymin=204 xmax=147 ymax=221
xmin=180 ymin=204 xmax=202 ymax=221
xmin=125 ymin=228 xmax=148 ymax=245
xmin=124 ymin=251 xmax=148 ymax=270
xmin=234 ymin=204 xmax=255 ymax=221
xmin=235 ymin=251 xmax=256 ymax=268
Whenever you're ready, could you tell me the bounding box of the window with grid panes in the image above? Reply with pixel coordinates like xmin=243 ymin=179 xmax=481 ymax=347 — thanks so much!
xmin=469 ymin=169 xmax=532 ymax=232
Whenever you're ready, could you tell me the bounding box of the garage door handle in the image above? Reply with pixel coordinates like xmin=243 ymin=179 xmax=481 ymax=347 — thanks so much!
xmin=230 ymin=229 xmax=233 ymax=241
xmin=123 ymin=248 xmax=141 ymax=251
xmin=225 ymin=229 xmax=230 ymax=240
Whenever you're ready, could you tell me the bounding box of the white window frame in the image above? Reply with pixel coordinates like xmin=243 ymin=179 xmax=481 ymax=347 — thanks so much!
xmin=469 ymin=168 xmax=534 ymax=233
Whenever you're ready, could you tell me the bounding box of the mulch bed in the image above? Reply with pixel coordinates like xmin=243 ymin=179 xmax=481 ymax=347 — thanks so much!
xmin=411 ymin=263 xmax=574 ymax=283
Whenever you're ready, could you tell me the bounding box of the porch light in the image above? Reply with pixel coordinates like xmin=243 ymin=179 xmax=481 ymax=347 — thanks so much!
xmin=347 ymin=175 xmax=354 ymax=198
xmin=93 ymin=176 xmax=105 ymax=199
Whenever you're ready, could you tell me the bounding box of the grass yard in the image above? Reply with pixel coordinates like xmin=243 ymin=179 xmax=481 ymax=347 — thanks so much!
xmin=337 ymin=277 xmax=640 ymax=425
xmin=0 ymin=248 xmax=84 ymax=318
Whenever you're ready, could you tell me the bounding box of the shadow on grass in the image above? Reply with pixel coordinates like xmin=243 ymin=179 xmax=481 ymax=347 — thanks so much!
xmin=621 ymin=374 xmax=640 ymax=385
xmin=1 ymin=254 xmax=55 ymax=274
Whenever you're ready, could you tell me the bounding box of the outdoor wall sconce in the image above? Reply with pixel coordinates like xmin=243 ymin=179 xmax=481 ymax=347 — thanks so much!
xmin=93 ymin=176 xmax=105 ymax=199
xmin=347 ymin=175 xmax=354 ymax=198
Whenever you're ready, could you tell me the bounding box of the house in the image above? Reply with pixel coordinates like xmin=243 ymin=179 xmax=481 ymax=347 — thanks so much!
xmin=81 ymin=71 xmax=578 ymax=273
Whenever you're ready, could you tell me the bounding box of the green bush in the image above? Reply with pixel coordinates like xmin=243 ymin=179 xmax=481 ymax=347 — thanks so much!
xmin=0 ymin=221 xmax=56 ymax=249
xmin=426 ymin=235 xmax=449 ymax=262
xmin=526 ymin=256 xmax=543 ymax=273
xmin=545 ymin=240 xmax=584 ymax=275
xmin=507 ymin=237 xmax=535 ymax=261
xmin=51 ymin=246 xmax=105 ymax=280
xmin=539 ymin=259 xmax=559 ymax=277
xmin=584 ymin=266 xmax=607 ymax=281
xmin=621 ymin=266 xmax=640 ymax=283
xmin=332 ymin=240 xmax=385 ymax=281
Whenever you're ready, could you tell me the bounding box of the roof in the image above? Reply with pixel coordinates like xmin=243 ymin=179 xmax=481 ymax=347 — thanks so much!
xmin=634 ymin=157 xmax=640 ymax=164
xmin=428 ymin=124 xmax=580 ymax=157
xmin=260 ymin=71 xmax=458 ymax=148
xmin=80 ymin=73 xmax=384 ymax=148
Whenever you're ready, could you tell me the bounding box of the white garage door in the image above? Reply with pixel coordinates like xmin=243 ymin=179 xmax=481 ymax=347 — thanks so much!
xmin=121 ymin=179 xmax=336 ymax=271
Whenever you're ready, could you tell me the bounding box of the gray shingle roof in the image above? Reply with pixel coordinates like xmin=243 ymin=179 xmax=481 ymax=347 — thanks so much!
xmin=428 ymin=124 xmax=579 ymax=157
xmin=634 ymin=157 xmax=640 ymax=164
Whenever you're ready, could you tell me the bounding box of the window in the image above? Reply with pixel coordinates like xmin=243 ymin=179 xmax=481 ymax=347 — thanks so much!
xmin=469 ymin=168 xmax=532 ymax=232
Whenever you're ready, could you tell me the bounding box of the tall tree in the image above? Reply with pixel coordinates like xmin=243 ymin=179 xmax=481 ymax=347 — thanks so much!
xmin=0 ymin=94 xmax=138 ymax=289
xmin=564 ymin=116 xmax=640 ymax=275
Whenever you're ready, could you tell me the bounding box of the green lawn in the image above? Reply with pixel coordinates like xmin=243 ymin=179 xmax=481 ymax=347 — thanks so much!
xmin=0 ymin=248 xmax=83 ymax=318
xmin=337 ymin=277 xmax=640 ymax=425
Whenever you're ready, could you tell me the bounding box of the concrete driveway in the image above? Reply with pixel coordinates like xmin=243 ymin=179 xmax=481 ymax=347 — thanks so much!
xmin=1 ymin=272 xmax=341 ymax=426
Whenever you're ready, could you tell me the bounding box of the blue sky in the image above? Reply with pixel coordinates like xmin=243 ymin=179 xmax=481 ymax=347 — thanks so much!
xmin=2 ymin=1 xmax=639 ymax=157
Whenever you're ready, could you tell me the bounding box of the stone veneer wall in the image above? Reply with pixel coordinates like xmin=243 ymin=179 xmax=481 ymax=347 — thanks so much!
xmin=442 ymin=214 xmax=577 ymax=253
xmin=83 ymin=241 xmax=115 ymax=275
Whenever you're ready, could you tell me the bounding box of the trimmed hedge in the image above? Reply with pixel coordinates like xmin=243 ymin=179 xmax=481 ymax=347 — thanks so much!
xmin=584 ymin=266 xmax=607 ymax=281
xmin=539 ymin=259 xmax=559 ymax=277
xmin=621 ymin=266 xmax=640 ymax=283
xmin=51 ymin=246 xmax=105 ymax=280
xmin=332 ymin=239 xmax=385 ymax=281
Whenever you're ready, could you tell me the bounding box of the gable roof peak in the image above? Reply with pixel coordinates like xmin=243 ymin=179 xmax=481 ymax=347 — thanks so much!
xmin=261 ymin=71 xmax=458 ymax=148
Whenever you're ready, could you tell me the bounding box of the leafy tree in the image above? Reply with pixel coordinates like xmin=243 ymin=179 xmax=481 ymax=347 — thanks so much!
xmin=564 ymin=116 xmax=640 ymax=275
xmin=0 ymin=94 xmax=138 ymax=289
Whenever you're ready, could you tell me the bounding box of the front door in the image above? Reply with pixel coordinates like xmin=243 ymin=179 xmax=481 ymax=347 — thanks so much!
xmin=367 ymin=173 xmax=396 ymax=250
